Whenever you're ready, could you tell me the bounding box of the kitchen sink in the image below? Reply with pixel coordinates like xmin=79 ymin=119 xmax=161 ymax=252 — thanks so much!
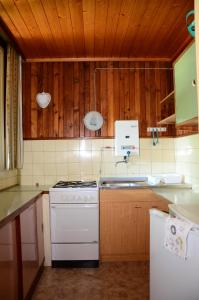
xmin=99 ymin=177 xmax=148 ymax=189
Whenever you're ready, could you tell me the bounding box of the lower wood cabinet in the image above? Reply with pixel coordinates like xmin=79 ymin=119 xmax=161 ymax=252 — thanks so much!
xmin=100 ymin=189 xmax=169 ymax=261
xmin=0 ymin=220 xmax=19 ymax=300
xmin=0 ymin=195 xmax=44 ymax=300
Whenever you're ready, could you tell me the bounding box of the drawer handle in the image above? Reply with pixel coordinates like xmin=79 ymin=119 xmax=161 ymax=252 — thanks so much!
xmin=135 ymin=206 xmax=141 ymax=208
xmin=152 ymin=206 xmax=158 ymax=208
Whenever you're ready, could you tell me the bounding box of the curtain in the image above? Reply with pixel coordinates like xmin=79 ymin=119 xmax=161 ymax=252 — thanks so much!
xmin=0 ymin=46 xmax=4 ymax=170
xmin=5 ymin=45 xmax=23 ymax=170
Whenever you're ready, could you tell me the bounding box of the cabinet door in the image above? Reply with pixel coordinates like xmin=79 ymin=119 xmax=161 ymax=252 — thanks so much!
xmin=36 ymin=197 xmax=44 ymax=267
xmin=175 ymin=43 xmax=197 ymax=124
xmin=100 ymin=189 xmax=169 ymax=261
xmin=20 ymin=203 xmax=38 ymax=299
xmin=0 ymin=220 xmax=19 ymax=300
xmin=100 ymin=197 xmax=137 ymax=261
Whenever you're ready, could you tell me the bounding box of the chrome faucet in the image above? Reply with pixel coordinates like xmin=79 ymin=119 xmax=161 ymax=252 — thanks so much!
xmin=115 ymin=151 xmax=131 ymax=167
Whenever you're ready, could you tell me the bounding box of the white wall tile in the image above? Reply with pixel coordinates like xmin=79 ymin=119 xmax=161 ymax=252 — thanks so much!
xmin=43 ymin=140 xmax=56 ymax=152
xmin=32 ymin=140 xmax=43 ymax=151
xmin=19 ymin=137 xmax=178 ymax=184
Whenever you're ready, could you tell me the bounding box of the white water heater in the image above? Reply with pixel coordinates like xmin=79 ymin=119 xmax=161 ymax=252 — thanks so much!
xmin=115 ymin=120 xmax=139 ymax=156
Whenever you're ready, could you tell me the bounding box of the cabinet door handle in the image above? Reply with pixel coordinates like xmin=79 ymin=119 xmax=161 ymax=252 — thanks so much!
xmin=192 ymin=79 xmax=196 ymax=87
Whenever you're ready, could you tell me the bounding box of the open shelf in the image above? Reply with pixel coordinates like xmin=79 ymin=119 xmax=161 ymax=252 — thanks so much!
xmin=157 ymin=114 xmax=176 ymax=125
xmin=160 ymin=90 xmax=174 ymax=104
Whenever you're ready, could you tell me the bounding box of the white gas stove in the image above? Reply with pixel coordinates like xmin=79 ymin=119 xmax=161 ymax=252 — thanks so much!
xmin=49 ymin=180 xmax=99 ymax=267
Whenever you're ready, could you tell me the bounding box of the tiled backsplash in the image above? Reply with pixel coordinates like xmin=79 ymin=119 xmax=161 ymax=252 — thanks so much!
xmin=0 ymin=169 xmax=18 ymax=190
xmin=19 ymin=138 xmax=176 ymax=186
xmin=175 ymin=133 xmax=199 ymax=189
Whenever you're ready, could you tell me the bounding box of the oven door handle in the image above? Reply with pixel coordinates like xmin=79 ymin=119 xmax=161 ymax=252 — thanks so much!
xmin=50 ymin=204 xmax=98 ymax=209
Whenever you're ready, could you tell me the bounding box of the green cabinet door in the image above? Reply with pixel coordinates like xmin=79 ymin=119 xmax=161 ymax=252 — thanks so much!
xmin=174 ymin=43 xmax=197 ymax=124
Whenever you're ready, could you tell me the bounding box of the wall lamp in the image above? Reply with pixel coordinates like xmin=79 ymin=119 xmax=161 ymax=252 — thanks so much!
xmin=36 ymin=92 xmax=51 ymax=108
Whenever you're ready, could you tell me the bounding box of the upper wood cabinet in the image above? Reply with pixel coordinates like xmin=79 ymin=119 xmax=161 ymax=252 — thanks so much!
xmin=174 ymin=42 xmax=198 ymax=125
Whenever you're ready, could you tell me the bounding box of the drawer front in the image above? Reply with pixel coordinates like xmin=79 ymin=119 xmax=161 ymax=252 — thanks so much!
xmin=52 ymin=243 xmax=99 ymax=260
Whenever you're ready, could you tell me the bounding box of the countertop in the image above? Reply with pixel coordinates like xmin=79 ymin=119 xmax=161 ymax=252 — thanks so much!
xmin=0 ymin=190 xmax=42 ymax=227
xmin=1 ymin=183 xmax=199 ymax=228
xmin=0 ymin=185 xmax=50 ymax=227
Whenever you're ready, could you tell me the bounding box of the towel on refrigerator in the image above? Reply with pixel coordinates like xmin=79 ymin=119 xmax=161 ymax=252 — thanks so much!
xmin=164 ymin=216 xmax=193 ymax=259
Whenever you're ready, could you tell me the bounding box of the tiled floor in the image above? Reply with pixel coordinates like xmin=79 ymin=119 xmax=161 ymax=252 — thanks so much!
xmin=32 ymin=262 xmax=149 ymax=300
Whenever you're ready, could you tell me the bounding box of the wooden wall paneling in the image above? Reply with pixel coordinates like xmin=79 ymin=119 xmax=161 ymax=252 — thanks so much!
xmin=99 ymin=63 xmax=108 ymax=136
xmin=42 ymin=63 xmax=50 ymax=138
xmin=144 ymin=62 xmax=151 ymax=130
xmin=58 ymin=63 xmax=64 ymax=137
xmin=139 ymin=62 xmax=146 ymax=136
xmin=119 ymin=62 xmax=125 ymax=120
xmin=123 ymin=62 xmax=130 ymax=120
xmin=22 ymin=63 xmax=31 ymax=138
xmin=134 ymin=62 xmax=141 ymax=122
xmin=149 ymin=62 xmax=157 ymax=128
xmin=79 ymin=62 xmax=86 ymax=137
xmin=84 ymin=62 xmax=91 ymax=138
xmin=83 ymin=62 xmax=91 ymax=138
xmin=112 ymin=62 xmax=120 ymax=124
xmin=94 ymin=62 xmax=101 ymax=137
xmin=154 ymin=62 xmax=161 ymax=129
xmin=129 ymin=62 xmax=136 ymax=120
xmin=30 ymin=63 xmax=38 ymax=138
xmin=53 ymin=62 xmax=59 ymax=138
xmin=63 ymin=63 xmax=74 ymax=137
xmin=22 ymin=61 xmax=176 ymax=139
xmin=48 ymin=63 xmax=54 ymax=138
xmin=107 ymin=62 xmax=114 ymax=136
xmin=73 ymin=62 xmax=80 ymax=138
xmin=36 ymin=63 xmax=44 ymax=138
xmin=88 ymin=62 xmax=96 ymax=138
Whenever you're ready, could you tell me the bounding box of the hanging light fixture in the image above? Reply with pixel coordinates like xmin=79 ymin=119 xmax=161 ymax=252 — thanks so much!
xmin=36 ymin=91 xmax=51 ymax=108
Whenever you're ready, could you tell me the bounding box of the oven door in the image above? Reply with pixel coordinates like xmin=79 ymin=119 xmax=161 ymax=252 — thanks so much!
xmin=50 ymin=204 xmax=99 ymax=243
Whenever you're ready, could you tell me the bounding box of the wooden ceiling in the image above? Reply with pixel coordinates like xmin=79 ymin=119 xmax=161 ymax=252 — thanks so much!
xmin=0 ymin=0 xmax=194 ymax=61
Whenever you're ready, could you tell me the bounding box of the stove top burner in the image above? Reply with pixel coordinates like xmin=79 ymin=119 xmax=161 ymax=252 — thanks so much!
xmin=53 ymin=180 xmax=97 ymax=188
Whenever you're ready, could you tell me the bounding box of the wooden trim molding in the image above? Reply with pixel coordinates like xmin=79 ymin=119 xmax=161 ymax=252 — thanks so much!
xmin=26 ymin=57 xmax=172 ymax=63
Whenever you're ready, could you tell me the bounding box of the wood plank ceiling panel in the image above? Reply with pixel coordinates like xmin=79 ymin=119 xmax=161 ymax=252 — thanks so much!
xmin=82 ymin=0 xmax=95 ymax=57
xmin=68 ymin=0 xmax=85 ymax=57
xmin=27 ymin=0 xmax=58 ymax=56
xmin=0 ymin=0 xmax=194 ymax=60
xmin=0 ymin=0 xmax=37 ymax=56
xmin=55 ymin=0 xmax=75 ymax=57
xmin=94 ymin=0 xmax=109 ymax=57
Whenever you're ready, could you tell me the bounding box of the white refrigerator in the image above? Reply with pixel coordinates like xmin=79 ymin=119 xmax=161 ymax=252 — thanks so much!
xmin=150 ymin=208 xmax=199 ymax=300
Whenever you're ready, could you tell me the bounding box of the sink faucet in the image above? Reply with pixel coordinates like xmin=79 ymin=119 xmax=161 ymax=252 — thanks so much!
xmin=115 ymin=151 xmax=131 ymax=167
